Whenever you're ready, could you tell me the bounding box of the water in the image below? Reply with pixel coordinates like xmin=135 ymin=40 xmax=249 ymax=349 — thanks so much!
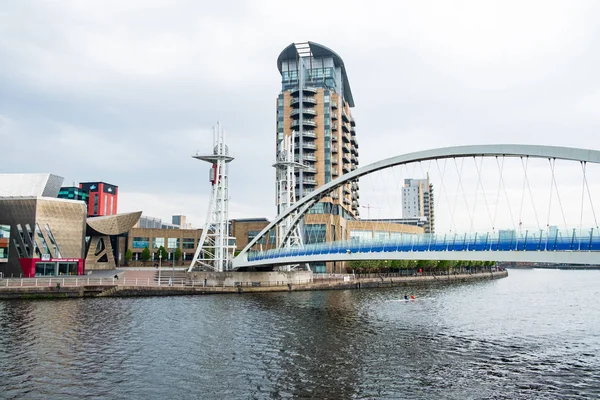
xmin=1 ymin=269 xmax=599 ymax=399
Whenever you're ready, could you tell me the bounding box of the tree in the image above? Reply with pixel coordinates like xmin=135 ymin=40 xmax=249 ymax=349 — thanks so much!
xmin=124 ymin=249 xmax=133 ymax=266
xmin=158 ymin=246 xmax=168 ymax=261
xmin=140 ymin=247 xmax=151 ymax=265
xmin=174 ymin=248 xmax=182 ymax=265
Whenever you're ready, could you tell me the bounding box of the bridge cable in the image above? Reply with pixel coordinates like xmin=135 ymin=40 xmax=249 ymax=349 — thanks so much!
xmin=522 ymin=156 xmax=542 ymax=232
xmin=545 ymin=158 xmax=556 ymax=249
xmin=579 ymin=161 xmax=586 ymax=249
xmin=549 ymin=157 xmax=569 ymax=234
xmin=455 ymin=157 xmax=474 ymax=233
xmin=496 ymin=156 xmax=517 ymax=233
xmin=582 ymin=161 xmax=599 ymax=236
xmin=450 ymin=158 xmax=463 ymax=236
xmin=435 ymin=158 xmax=455 ymax=234
xmin=476 ymin=156 xmax=495 ymax=230
xmin=469 ymin=157 xmax=481 ymax=234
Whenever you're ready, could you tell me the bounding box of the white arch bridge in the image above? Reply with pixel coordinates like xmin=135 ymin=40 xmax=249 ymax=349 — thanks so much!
xmin=232 ymin=144 xmax=600 ymax=270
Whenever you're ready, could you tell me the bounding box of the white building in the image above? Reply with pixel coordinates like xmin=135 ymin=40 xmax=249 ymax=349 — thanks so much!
xmin=402 ymin=176 xmax=435 ymax=233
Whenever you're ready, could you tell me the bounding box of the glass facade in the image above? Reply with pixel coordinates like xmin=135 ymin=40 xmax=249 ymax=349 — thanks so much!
xmin=153 ymin=238 xmax=165 ymax=248
xmin=57 ymin=187 xmax=89 ymax=204
xmin=167 ymin=238 xmax=180 ymax=249
xmin=132 ymin=237 xmax=150 ymax=249
xmin=182 ymin=238 xmax=195 ymax=249
xmin=248 ymin=230 xmax=267 ymax=244
xmin=0 ymin=225 xmax=9 ymax=259
xmin=304 ymin=224 xmax=327 ymax=244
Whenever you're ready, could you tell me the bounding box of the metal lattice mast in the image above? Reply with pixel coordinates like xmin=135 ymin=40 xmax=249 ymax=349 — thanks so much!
xmin=274 ymin=132 xmax=306 ymax=248
xmin=188 ymin=123 xmax=234 ymax=272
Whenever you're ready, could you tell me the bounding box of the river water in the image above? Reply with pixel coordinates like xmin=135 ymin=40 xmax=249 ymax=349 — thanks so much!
xmin=1 ymin=269 xmax=599 ymax=399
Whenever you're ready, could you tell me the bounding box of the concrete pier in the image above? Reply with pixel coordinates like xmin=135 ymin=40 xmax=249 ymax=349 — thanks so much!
xmin=0 ymin=270 xmax=507 ymax=299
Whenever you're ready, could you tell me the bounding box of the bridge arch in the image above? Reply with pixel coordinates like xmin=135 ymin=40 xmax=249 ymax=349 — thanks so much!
xmin=235 ymin=144 xmax=600 ymax=266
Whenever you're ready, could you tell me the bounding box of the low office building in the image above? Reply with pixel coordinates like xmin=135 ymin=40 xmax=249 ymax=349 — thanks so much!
xmin=126 ymin=227 xmax=203 ymax=266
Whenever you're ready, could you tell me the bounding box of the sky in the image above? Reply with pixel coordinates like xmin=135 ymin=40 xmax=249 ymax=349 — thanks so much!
xmin=1 ymin=0 xmax=600 ymax=231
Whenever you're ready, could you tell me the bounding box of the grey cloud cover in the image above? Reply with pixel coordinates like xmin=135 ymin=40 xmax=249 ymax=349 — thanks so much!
xmin=1 ymin=0 xmax=600 ymax=227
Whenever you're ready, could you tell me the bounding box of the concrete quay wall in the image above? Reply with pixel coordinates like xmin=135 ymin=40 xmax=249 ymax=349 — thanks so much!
xmin=0 ymin=271 xmax=507 ymax=299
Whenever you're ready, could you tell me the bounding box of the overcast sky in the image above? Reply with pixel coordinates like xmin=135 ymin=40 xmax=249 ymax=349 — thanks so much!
xmin=1 ymin=0 xmax=600 ymax=230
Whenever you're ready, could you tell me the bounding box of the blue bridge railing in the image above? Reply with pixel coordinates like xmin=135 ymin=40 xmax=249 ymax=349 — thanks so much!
xmin=247 ymin=230 xmax=600 ymax=262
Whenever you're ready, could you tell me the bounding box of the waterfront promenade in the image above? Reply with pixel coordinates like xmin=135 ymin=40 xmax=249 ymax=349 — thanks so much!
xmin=0 ymin=268 xmax=507 ymax=299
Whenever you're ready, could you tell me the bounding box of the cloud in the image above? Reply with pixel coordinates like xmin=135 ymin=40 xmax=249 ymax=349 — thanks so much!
xmin=2 ymin=0 xmax=600 ymax=231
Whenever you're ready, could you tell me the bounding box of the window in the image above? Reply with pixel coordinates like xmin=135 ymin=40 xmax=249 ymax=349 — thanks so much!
xmin=153 ymin=238 xmax=165 ymax=248
xmin=93 ymin=193 xmax=99 ymax=215
xmin=132 ymin=237 xmax=150 ymax=249
xmin=350 ymin=230 xmax=371 ymax=243
xmin=247 ymin=230 xmax=266 ymax=244
xmin=182 ymin=238 xmax=195 ymax=249
xmin=167 ymin=238 xmax=180 ymax=249
xmin=304 ymin=224 xmax=326 ymax=244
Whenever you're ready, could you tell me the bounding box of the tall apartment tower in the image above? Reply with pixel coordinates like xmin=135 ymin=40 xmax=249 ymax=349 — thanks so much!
xmin=402 ymin=177 xmax=435 ymax=234
xmin=276 ymin=42 xmax=360 ymax=219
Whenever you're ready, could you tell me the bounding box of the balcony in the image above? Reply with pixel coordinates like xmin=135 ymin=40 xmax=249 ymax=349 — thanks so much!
xmin=331 ymin=192 xmax=339 ymax=199
xmin=303 ymin=177 xmax=317 ymax=186
xmin=342 ymin=111 xmax=350 ymax=123
xmin=350 ymin=118 xmax=356 ymax=127
xmin=342 ymin=133 xmax=350 ymax=143
xmin=343 ymin=164 xmax=351 ymax=173
xmin=343 ymin=186 xmax=351 ymax=194
xmin=303 ymin=154 xmax=316 ymax=162
xmin=291 ymin=119 xmax=316 ymax=129
xmin=344 ymin=198 xmax=351 ymax=205
xmin=332 ymin=123 xmax=338 ymax=131
xmin=351 ymin=134 xmax=357 ymax=144
xmin=331 ymin=101 xmax=338 ymax=109
xmin=331 ymin=158 xmax=338 ymax=165
xmin=290 ymin=108 xmax=317 ymax=117
xmin=332 ymin=134 xmax=338 ymax=142
xmin=332 ymin=170 xmax=339 ymax=177
xmin=291 ymin=97 xmax=317 ymax=106
xmin=342 ymin=144 xmax=351 ymax=153
xmin=302 ymin=130 xmax=316 ymax=139
xmin=342 ymin=123 xmax=350 ymax=133
xmin=331 ymin=113 xmax=338 ymax=120
xmin=331 ymin=146 xmax=338 ymax=153
xmin=343 ymin=154 xmax=351 ymax=163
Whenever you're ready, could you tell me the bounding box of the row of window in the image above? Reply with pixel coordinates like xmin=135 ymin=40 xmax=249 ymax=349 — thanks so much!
xmin=131 ymin=237 xmax=196 ymax=249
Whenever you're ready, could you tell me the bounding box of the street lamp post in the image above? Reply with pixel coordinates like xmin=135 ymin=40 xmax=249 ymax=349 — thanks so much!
xmin=171 ymin=252 xmax=174 ymax=280
xmin=158 ymin=252 xmax=162 ymax=286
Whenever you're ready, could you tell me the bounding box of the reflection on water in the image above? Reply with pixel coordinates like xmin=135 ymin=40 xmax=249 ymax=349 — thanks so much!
xmin=1 ymin=269 xmax=599 ymax=399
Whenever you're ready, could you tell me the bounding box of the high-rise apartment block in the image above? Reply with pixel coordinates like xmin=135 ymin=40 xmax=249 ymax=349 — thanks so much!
xmin=276 ymin=42 xmax=360 ymax=218
xmin=402 ymin=177 xmax=435 ymax=233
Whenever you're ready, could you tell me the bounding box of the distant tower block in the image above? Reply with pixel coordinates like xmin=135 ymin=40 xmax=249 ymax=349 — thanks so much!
xmin=188 ymin=123 xmax=235 ymax=272
xmin=274 ymin=132 xmax=306 ymax=248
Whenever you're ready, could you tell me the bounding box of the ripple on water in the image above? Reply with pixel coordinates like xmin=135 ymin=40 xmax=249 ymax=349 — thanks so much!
xmin=1 ymin=269 xmax=600 ymax=399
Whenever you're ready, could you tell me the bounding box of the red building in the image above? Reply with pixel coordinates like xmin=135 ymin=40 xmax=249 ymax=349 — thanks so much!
xmin=79 ymin=182 xmax=118 ymax=217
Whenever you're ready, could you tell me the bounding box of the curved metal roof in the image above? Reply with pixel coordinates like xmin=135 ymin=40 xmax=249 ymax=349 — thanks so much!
xmin=277 ymin=42 xmax=355 ymax=107
xmin=86 ymin=211 xmax=142 ymax=236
